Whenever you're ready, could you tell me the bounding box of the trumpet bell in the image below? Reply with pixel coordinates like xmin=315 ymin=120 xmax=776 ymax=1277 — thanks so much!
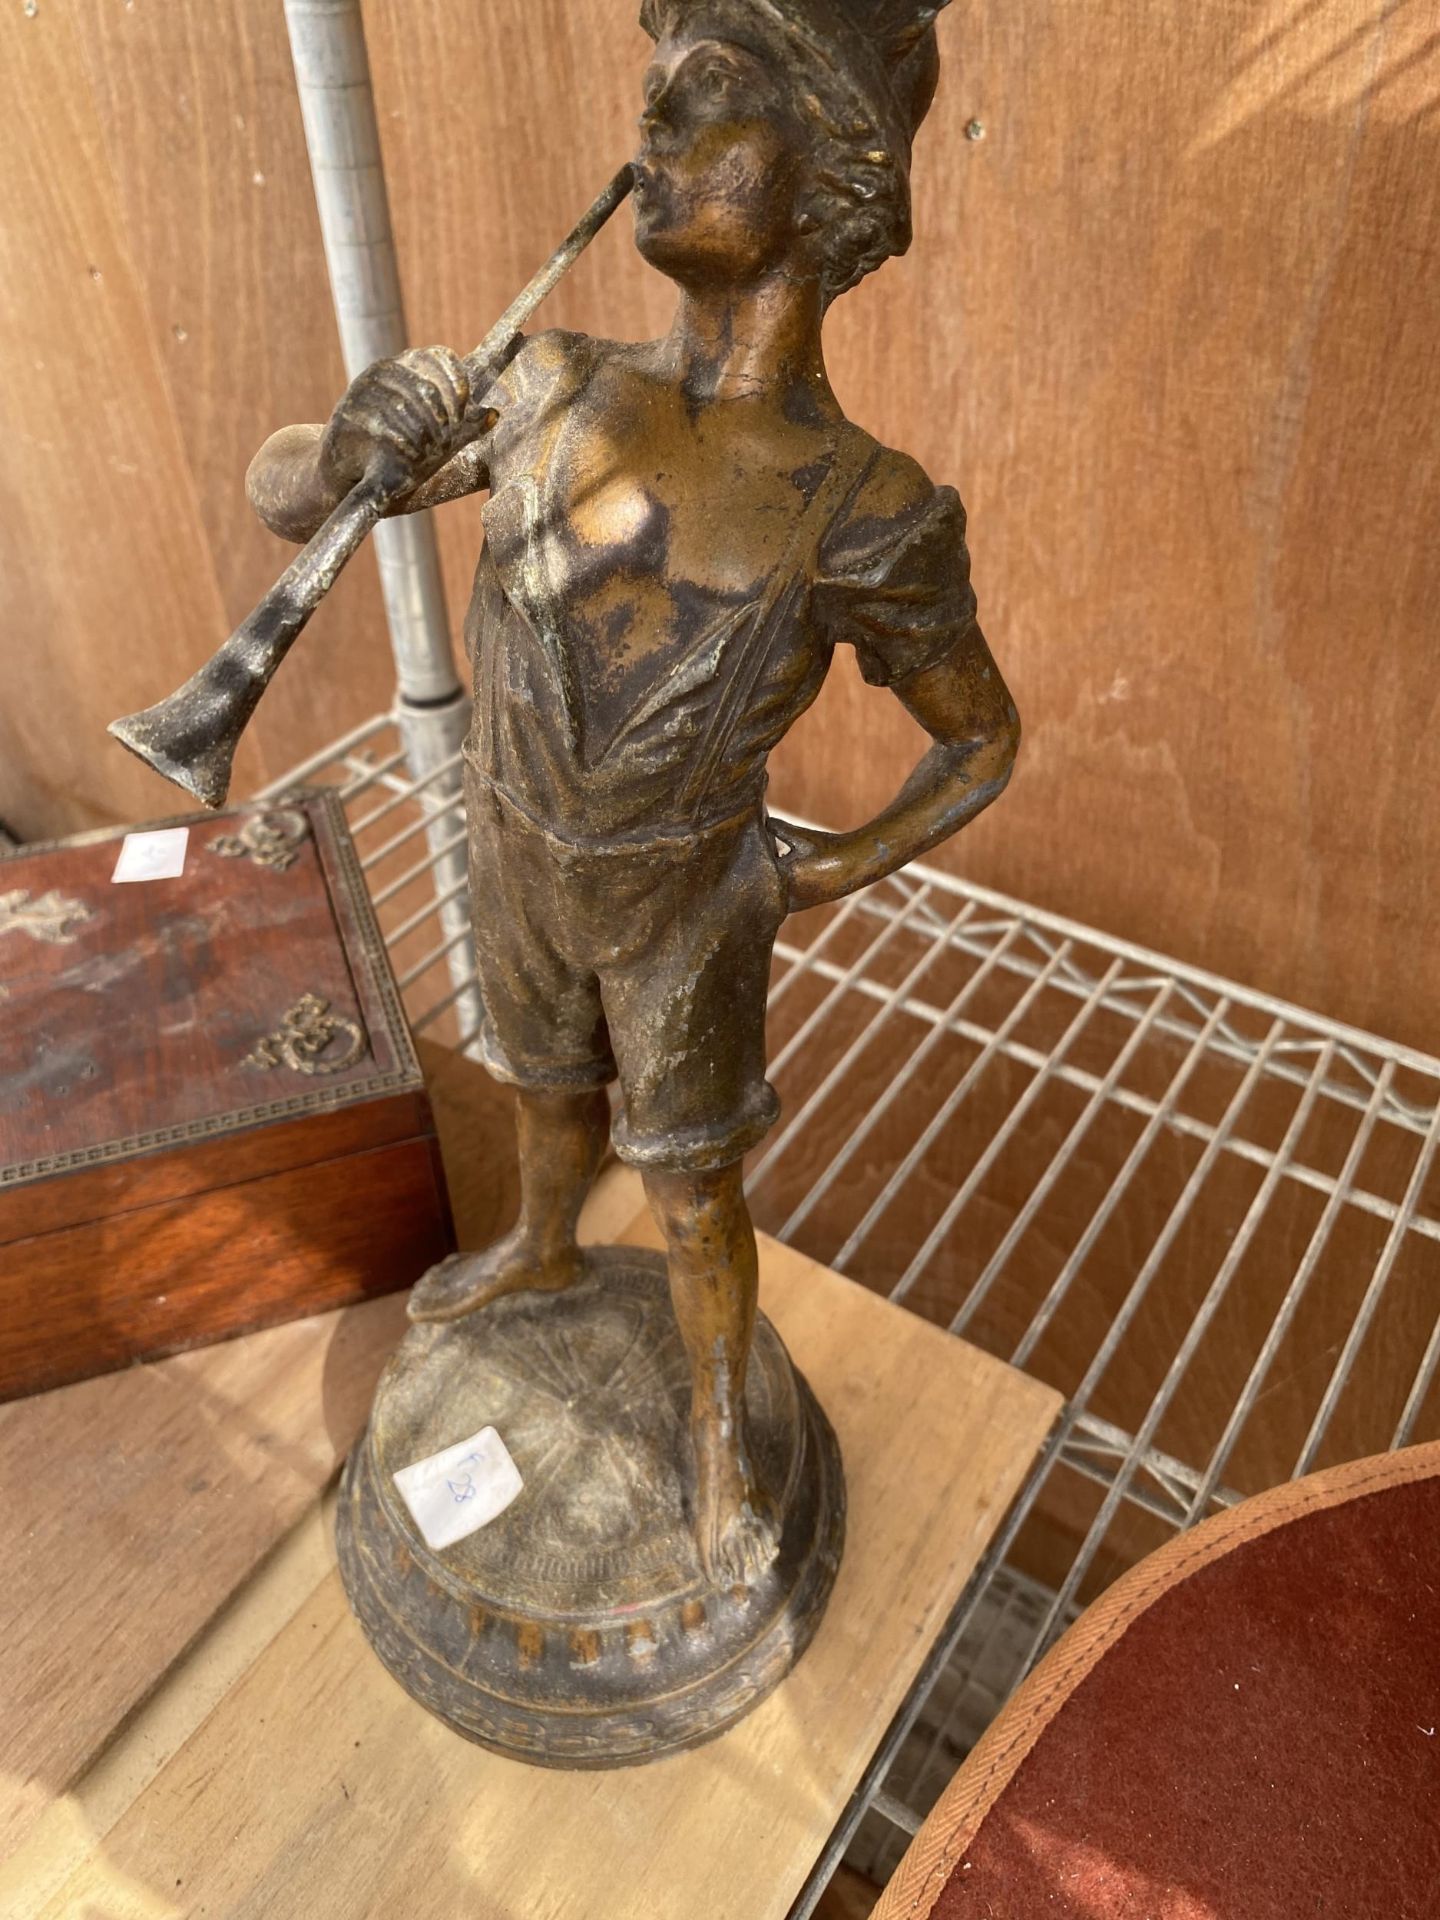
xmin=108 ymin=680 xmax=248 ymax=810
xmin=107 ymin=168 xmax=634 ymax=814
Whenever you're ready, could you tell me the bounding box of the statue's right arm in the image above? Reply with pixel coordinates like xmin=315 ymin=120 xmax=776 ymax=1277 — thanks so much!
xmin=245 ymin=346 xmax=492 ymax=546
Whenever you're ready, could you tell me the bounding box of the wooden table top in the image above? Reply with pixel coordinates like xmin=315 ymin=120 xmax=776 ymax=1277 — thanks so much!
xmin=3 ymin=1075 xmax=1061 ymax=1920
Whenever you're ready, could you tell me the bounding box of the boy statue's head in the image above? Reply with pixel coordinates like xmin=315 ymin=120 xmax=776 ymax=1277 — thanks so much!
xmin=635 ymin=0 xmax=952 ymax=303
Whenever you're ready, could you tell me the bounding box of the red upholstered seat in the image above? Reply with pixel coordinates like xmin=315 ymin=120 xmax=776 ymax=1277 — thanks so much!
xmin=874 ymin=1443 xmax=1440 ymax=1920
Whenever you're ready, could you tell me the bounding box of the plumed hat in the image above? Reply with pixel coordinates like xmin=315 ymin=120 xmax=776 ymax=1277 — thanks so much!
xmin=639 ymin=0 xmax=953 ymax=286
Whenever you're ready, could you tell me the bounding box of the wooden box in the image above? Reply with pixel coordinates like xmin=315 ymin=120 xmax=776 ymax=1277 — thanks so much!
xmin=0 ymin=790 xmax=453 ymax=1401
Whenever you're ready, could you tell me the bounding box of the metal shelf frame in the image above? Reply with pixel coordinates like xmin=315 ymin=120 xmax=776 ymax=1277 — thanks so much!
xmin=261 ymin=712 xmax=1440 ymax=1913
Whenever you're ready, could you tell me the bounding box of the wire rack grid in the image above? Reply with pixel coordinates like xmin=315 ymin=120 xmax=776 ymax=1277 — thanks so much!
xmin=259 ymin=714 xmax=1440 ymax=1913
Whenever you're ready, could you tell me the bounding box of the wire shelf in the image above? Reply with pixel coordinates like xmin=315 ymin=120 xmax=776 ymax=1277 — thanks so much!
xmin=261 ymin=713 xmax=1440 ymax=1913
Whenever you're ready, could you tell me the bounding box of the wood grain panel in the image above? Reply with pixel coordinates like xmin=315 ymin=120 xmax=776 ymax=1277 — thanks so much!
xmin=0 ymin=5 xmax=236 ymax=835
xmin=783 ymin=0 xmax=1440 ymax=1056
xmin=0 ymin=1 xmax=399 ymax=842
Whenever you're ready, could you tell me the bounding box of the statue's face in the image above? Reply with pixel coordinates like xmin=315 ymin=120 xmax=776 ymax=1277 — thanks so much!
xmin=633 ymin=30 xmax=813 ymax=287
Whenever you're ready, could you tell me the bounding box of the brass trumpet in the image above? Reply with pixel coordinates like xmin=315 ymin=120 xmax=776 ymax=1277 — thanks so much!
xmin=109 ymin=166 xmax=633 ymax=810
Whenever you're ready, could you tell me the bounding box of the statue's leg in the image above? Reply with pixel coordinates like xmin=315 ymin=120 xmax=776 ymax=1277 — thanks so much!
xmin=408 ymin=1084 xmax=610 ymax=1322
xmin=642 ymin=1162 xmax=781 ymax=1587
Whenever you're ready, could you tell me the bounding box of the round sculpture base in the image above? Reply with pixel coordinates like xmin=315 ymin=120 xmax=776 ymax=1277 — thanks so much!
xmin=336 ymin=1246 xmax=846 ymax=1769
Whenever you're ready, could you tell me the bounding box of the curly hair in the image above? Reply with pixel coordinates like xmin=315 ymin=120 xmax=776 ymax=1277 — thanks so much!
xmin=795 ymin=119 xmax=911 ymax=303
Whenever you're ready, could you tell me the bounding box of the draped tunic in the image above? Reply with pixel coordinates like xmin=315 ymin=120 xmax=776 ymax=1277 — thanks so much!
xmin=462 ymin=330 xmax=979 ymax=843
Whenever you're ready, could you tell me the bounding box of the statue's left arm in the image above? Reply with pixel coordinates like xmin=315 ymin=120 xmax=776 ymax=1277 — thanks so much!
xmin=771 ymin=625 xmax=1020 ymax=910
xmin=769 ymin=460 xmax=1020 ymax=911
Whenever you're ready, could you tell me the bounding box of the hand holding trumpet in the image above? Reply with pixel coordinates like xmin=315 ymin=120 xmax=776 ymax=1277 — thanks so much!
xmin=246 ymin=348 xmax=498 ymax=549
xmin=110 ymin=165 xmax=633 ymax=809
xmin=321 ymin=346 xmax=494 ymax=500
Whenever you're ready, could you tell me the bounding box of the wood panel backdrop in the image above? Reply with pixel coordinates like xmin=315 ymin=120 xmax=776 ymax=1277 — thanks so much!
xmin=2 ymin=0 xmax=1437 ymax=1054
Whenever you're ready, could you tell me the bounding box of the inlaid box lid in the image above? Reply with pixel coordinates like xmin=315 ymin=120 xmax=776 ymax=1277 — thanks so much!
xmin=0 ymin=790 xmax=423 ymax=1201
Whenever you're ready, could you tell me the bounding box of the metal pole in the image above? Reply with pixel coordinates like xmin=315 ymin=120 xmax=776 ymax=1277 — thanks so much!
xmin=282 ymin=0 xmax=482 ymax=1040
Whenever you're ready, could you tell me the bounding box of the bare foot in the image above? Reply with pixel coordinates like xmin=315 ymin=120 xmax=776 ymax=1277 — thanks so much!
xmin=691 ymin=1414 xmax=780 ymax=1589
xmin=407 ymin=1228 xmax=583 ymax=1323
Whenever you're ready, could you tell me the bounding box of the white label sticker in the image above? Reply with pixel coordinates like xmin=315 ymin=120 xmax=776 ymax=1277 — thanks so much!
xmin=111 ymin=827 xmax=189 ymax=884
xmin=391 ymin=1425 xmax=523 ymax=1551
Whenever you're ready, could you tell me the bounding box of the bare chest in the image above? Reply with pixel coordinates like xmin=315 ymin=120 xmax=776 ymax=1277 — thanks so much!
xmin=485 ymin=374 xmax=837 ymax=651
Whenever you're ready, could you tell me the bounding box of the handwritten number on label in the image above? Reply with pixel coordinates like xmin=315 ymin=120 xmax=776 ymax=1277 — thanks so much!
xmin=447 ymin=1452 xmax=489 ymax=1503
xmin=393 ymin=1427 xmax=522 ymax=1551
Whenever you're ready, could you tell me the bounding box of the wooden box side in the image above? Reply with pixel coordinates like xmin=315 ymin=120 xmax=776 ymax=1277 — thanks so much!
xmin=1 ymin=1129 xmax=452 ymax=1401
xmin=0 ymin=1089 xmax=437 ymax=1243
xmin=0 ymin=792 xmax=458 ymax=1397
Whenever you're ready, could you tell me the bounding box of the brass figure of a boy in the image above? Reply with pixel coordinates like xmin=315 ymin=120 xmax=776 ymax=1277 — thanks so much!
xmin=248 ymin=0 xmax=1018 ymax=1591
